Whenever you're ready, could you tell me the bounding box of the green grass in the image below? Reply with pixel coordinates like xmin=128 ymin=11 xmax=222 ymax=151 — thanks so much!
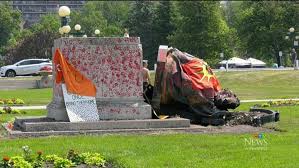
xmin=0 ymin=71 xmax=297 ymax=105
xmin=0 ymin=104 xmax=298 ymax=167
xmin=0 ymin=71 xmax=298 ymax=167
xmin=216 ymin=71 xmax=299 ymax=100
xmin=0 ymin=88 xmax=52 ymax=105
xmin=0 ymin=109 xmax=47 ymax=124
xmin=0 ymin=109 xmax=47 ymax=138
xmin=151 ymin=70 xmax=299 ymax=100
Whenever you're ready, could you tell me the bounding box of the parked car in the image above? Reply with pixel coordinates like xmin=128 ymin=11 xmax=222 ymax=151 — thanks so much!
xmin=0 ymin=59 xmax=52 ymax=77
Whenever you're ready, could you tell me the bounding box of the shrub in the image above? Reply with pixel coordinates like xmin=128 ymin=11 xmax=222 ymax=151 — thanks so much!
xmin=6 ymin=100 xmax=14 ymax=105
xmin=15 ymin=98 xmax=25 ymax=105
xmin=53 ymin=157 xmax=73 ymax=168
xmin=0 ymin=109 xmax=6 ymax=114
xmin=85 ymin=153 xmax=106 ymax=167
xmin=44 ymin=154 xmax=60 ymax=163
xmin=12 ymin=109 xmax=22 ymax=114
xmin=0 ymin=98 xmax=25 ymax=105
xmin=9 ymin=156 xmax=32 ymax=168
xmin=79 ymin=152 xmax=106 ymax=167
xmin=3 ymin=107 xmax=12 ymax=114
xmin=32 ymin=151 xmax=44 ymax=168
xmin=1 ymin=147 xmax=107 ymax=168
xmin=67 ymin=150 xmax=82 ymax=165
xmin=22 ymin=145 xmax=33 ymax=163
xmin=0 ymin=156 xmax=10 ymax=168
xmin=261 ymin=103 xmax=270 ymax=107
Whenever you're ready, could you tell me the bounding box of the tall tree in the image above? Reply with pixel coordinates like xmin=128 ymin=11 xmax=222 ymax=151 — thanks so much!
xmin=236 ymin=1 xmax=299 ymax=66
xmin=70 ymin=3 xmax=109 ymax=37
xmin=31 ymin=14 xmax=60 ymax=33
xmin=5 ymin=14 xmax=60 ymax=63
xmin=0 ymin=2 xmax=21 ymax=54
xmin=153 ymin=1 xmax=174 ymax=46
xmin=92 ymin=1 xmax=132 ymax=27
xmin=168 ymin=1 xmax=232 ymax=66
xmin=126 ymin=1 xmax=156 ymax=68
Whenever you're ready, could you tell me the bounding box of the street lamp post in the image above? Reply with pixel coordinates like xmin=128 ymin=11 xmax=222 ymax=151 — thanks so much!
xmin=58 ymin=6 xmax=71 ymax=36
xmin=94 ymin=29 xmax=100 ymax=37
xmin=58 ymin=6 xmax=70 ymax=27
xmin=219 ymin=52 xmax=226 ymax=70
xmin=279 ymin=51 xmax=283 ymax=68
xmin=285 ymin=27 xmax=299 ymax=70
xmin=73 ymin=24 xmax=84 ymax=37
xmin=124 ymin=28 xmax=129 ymax=37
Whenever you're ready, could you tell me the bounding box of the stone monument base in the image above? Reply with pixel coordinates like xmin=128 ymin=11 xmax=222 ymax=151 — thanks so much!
xmin=47 ymin=99 xmax=152 ymax=121
xmin=6 ymin=116 xmax=191 ymax=137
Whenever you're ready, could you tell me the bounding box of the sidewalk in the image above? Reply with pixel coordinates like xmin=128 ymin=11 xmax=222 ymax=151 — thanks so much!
xmin=3 ymin=98 xmax=299 ymax=110
xmin=9 ymin=106 xmax=47 ymax=110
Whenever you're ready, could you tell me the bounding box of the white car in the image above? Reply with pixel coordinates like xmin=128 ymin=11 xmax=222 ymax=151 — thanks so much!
xmin=0 ymin=59 xmax=52 ymax=77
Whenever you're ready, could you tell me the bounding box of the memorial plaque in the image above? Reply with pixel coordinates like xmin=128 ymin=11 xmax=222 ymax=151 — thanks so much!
xmin=62 ymin=84 xmax=99 ymax=122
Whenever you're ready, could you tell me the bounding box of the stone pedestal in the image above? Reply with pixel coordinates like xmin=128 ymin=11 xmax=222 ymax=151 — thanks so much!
xmin=47 ymin=37 xmax=151 ymax=121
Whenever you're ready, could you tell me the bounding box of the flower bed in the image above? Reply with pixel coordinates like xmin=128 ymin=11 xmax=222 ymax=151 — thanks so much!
xmin=0 ymin=98 xmax=25 ymax=106
xmin=0 ymin=106 xmax=26 ymax=114
xmin=0 ymin=146 xmax=108 ymax=168
xmin=253 ymin=100 xmax=299 ymax=108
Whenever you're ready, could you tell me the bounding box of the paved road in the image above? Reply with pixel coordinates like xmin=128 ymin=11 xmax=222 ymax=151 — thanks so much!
xmin=3 ymin=98 xmax=299 ymax=110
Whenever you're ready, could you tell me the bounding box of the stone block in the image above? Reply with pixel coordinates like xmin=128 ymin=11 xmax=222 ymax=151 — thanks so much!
xmin=47 ymin=37 xmax=152 ymax=121
xmin=12 ymin=116 xmax=190 ymax=132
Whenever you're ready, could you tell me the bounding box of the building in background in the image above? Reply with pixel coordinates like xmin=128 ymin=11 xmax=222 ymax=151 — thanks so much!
xmin=11 ymin=1 xmax=85 ymax=28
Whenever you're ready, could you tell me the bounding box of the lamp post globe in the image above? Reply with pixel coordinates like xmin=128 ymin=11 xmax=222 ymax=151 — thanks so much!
xmin=289 ymin=27 xmax=295 ymax=33
xmin=59 ymin=27 xmax=64 ymax=35
xmin=62 ymin=25 xmax=71 ymax=34
xmin=74 ymin=24 xmax=81 ymax=31
xmin=95 ymin=29 xmax=100 ymax=35
xmin=58 ymin=6 xmax=70 ymax=17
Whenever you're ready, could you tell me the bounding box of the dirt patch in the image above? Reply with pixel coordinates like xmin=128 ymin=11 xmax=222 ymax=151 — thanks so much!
xmin=226 ymin=111 xmax=269 ymax=126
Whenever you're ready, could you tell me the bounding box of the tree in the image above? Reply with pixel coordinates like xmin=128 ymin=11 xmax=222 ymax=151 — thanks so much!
xmin=153 ymin=1 xmax=174 ymax=46
xmin=0 ymin=3 xmax=21 ymax=54
xmin=168 ymin=1 xmax=232 ymax=66
xmin=70 ymin=3 xmax=108 ymax=37
xmin=5 ymin=14 xmax=60 ymax=64
xmin=236 ymin=1 xmax=299 ymax=66
xmin=31 ymin=14 xmax=60 ymax=33
xmin=126 ymin=1 xmax=156 ymax=68
xmin=91 ymin=1 xmax=132 ymax=27
xmin=70 ymin=1 xmax=127 ymax=37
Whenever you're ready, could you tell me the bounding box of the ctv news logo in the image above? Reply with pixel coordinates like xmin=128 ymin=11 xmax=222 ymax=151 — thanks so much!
xmin=244 ymin=133 xmax=269 ymax=150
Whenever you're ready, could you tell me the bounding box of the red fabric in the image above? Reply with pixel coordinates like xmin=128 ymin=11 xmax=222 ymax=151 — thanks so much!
xmin=181 ymin=58 xmax=221 ymax=92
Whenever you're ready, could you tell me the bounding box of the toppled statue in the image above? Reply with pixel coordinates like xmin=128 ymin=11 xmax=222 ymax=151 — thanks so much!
xmin=148 ymin=46 xmax=279 ymax=126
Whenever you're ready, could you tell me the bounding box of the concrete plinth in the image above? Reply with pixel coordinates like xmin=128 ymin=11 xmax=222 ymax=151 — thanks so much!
xmin=48 ymin=37 xmax=152 ymax=121
xmin=11 ymin=116 xmax=190 ymax=135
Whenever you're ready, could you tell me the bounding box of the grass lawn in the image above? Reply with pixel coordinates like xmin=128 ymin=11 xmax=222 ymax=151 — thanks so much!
xmin=0 ymin=71 xmax=297 ymax=105
xmin=216 ymin=71 xmax=299 ymax=100
xmin=0 ymin=88 xmax=52 ymax=105
xmin=0 ymin=71 xmax=298 ymax=167
xmin=151 ymin=70 xmax=299 ymax=100
xmin=0 ymin=109 xmax=47 ymax=124
xmin=0 ymin=104 xmax=298 ymax=167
